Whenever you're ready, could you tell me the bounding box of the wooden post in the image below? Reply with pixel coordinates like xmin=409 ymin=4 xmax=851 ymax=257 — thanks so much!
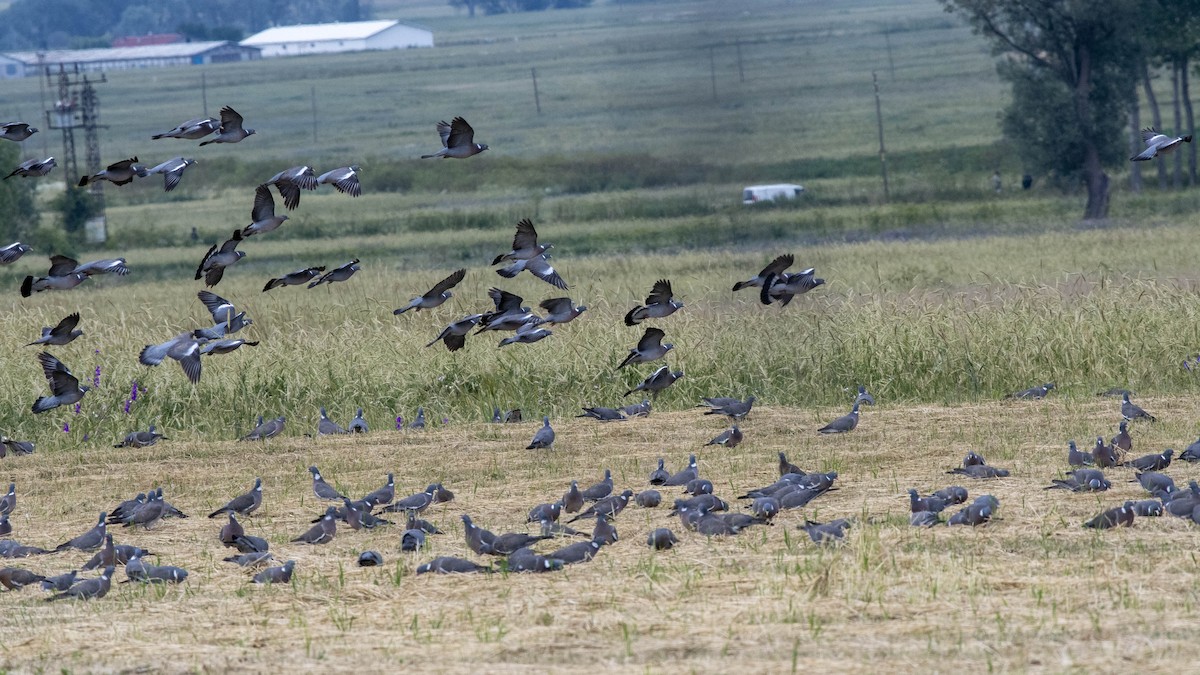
xmin=531 ymin=68 xmax=541 ymax=115
xmin=201 ymin=72 xmax=208 ymax=117
xmin=873 ymin=71 xmax=889 ymax=201
xmin=883 ymin=27 xmax=896 ymax=82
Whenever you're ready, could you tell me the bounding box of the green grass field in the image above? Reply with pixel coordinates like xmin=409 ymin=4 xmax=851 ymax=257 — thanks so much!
xmin=0 ymin=0 xmax=1198 ymax=671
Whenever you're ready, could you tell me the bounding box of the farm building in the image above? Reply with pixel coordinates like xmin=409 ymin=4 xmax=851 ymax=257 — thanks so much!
xmin=0 ymin=42 xmax=260 ymax=79
xmin=240 ymin=20 xmax=433 ymax=58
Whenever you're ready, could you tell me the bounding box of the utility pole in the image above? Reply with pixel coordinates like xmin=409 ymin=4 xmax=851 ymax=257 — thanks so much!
xmin=531 ymin=68 xmax=541 ymax=115
xmin=872 ymin=71 xmax=889 ymax=201
xmin=44 ymin=65 xmax=107 ymax=242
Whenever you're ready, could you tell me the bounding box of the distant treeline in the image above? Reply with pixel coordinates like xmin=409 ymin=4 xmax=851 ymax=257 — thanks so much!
xmin=0 ymin=0 xmax=368 ymax=50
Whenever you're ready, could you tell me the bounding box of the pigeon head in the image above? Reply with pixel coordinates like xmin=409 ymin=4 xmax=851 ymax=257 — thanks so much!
xmin=245 ymin=128 xmax=257 ymax=137
xmin=664 ymin=342 xmax=675 ymax=352
xmin=309 ymin=466 xmax=321 ymax=478
xmin=475 ymin=143 xmax=489 ymax=153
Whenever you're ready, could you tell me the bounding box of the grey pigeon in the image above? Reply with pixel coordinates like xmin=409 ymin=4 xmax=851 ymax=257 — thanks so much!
xmin=498 ymin=321 xmax=553 ymax=347
xmin=208 ymin=478 xmax=263 ymax=518
xmin=381 ymin=484 xmax=438 ymax=514
xmin=0 ymin=242 xmax=31 ymax=264
xmin=40 ymin=570 xmax=78 ymax=592
xmin=1180 ymin=437 xmax=1200 ymax=462
xmin=20 ymin=255 xmax=89 ymax=297
xmin=684 ymin=479 xmax=713 ymax=496
xmin=426 ymin=314 xmax=483 ymax=352
xmin=308 ymin=259 xmax=360 ymax=288
xmin=0 ymin=437 xmax=32 ymax=457
xmin=72 ymin=258 xmax=130 ymax=277
xmin=242 ymin=184 xmax=289 ymax=237
xmin=78 ymin=156 xmax=146 ymax=187
xmin=491 ymin=219 xmax=550 ymax=265
xmin=625 ymin=279 xmax=683 ymax=325
xmin=31 ymin=352 xmax=89 ymax=413
xmin=349 ymin=408 xmax=369 ymax=433
xmin=293 ymin=507 xmax=338 ymax=544
xmin=662 ymin=456 xmax=698 ymax=487
xmin=263 ymin=265 xmax=324 ymax=291
xmin=317 ymin=407 xmax=348 ymax=435
xmin=855 ymin=385 xmax=876 ymax=405
xmin=1084 ymin=502 xmax=1135 ymax=529
xmin=818 ymin=402 xmax=860 ymax=434
xmin=562 ymin=481 xmax=584 ymax=514
xmin=539 ymin=297 xmax=586 ymax=324
xmin=703 ymin=396 xmax=756 ymax=420
xmin=749 ymin=497 xmax=781 ymax=521
xmin=0 ymin=122 xmax=37 ymax=142
xmin=549 ymin=537 xmax=602 ymax=565
xmin=1046 ymin=468 xmax=1110 ymax=492
xmin=624 ymin=365 xmax=684 ymax=399
xmin=910 ymin=511 xmax=942 ymax=527
xmin=152 ymin=117 xmax=218 ymax=140
xmin=581 ymin=469 xmax=614 ymax=501
xmin=506 ymin=548 xmax=564 ymax=573
xmin=201 ymin=338 xmax=259 ymax=355
xmin=145 ymin=156 xmax=195 ymax=192
xmin=395 ymin=269 xmax=467 ymax=315
xmin=45 ymin=566 xmax=114 ymax=602
xmin=361 ymin=473 xmax=395 ymax=507
xmin=4 ymin=156 xmax=56 ymax=180
xmin=1130 ymin=500 xmax=1163 ymax=517
xmin=1125 ymin=449 xmax=1173 ymax=472
xmin=317 ymin=166 xmax=361 ymax=196
xmin=0 ymin=567 xmax=44 ymax=590
xmin=407 ymin=511 xmax=443 ymax=535
xmin=461 ymin=515 xmax=497 ymax=555
xmin=241 ymin=416 xmax=285 ymax=441
xmin=1131 ymin=127 xmax=1192 ymax=161
xmin=119 ymin=491 xmax=165 ymax=528
xmin=409 ymin=407 xmax=427 ymax=429
xmin=526 ymin=416 xmax=555 ymax=449
xmin=578 ymin=406 xmax=627 ymax=422
xmin=648 ymin=458 xmax=670 ymax=485
xmin=706 ymin=425 xmax=743 ymax=448
xmin=1067 ymin=440 xmax=1093 ymax=467
xmin=1121 ymin=393 xmax=1156 ymax=422
xmin=733 ymin=253 xmax=793 ymax=292
xmin=26 ymin=312 xmax=82 ymax=347
xmin=113 ymin=425 xmax=166 ymax=448
xmin=527 ymin=502 xmax=562 ymax=525
xmin=357 ymin=551 xmax=383 ymax=567
xmin=199 ymin=106 xmax=255 ymax=146
xmin=504 ymin=409 xmax=523 ymax=423
xmin=253 ymin=560 xmax=296 ymax=584
xmin=591 ymin=514 xmax=618 ymax=545
xmin=195 ymin=230 xmax=245 ymax=286
xmin=908 ymin=489 xmax=947 ymax=514
xmin=1133 ymin=471 xmax=1175 ymax=496
xmin=617 ymin=327 xmax=673 ymax=370
xmin=196 ymin=290 xmax=251 ymax=336
xmin=1097 ymin=388 xmax=1135 ymax=398
xmin=1006 ymin=382 xmax=1055 ymax=400
xmin=421 ymin=116 xmax=487 ymax=159
xmin=567 ymin=490 xmax=633 ymax=523
xmin=266 ymin=165 xmax=316 ymax=211
xmin=948 ymin=464 xmax=1010 ymax=479
xmin=139 ymin=332 xmax=204 ymax=384
xmin=760 ymin=268 xmax=824 ymax=306
xmin=496 ymin=253 xmax=568 ymax=290
xmin=778 ymin=452 xmax=804 ymax=476
xmin=930 ymin=486 xmax=969 ymax=505
xmin=948 ymin=495 xmax=999 ymax=526
xmin=1111 ymin=421 xmax=1133 ymax=454
xmin=0 ymin=541 xmax=49 ymax=558
xmin=647 ymin=528 xmax=678 ymax=550
xmin=80 ymin=535 xmax=150 ymax=570
xmin=622 ymin=399 xmax=652 ymax=417
xmin=56 ymin=512 xmax=107 ymax=552
xmin=801 ymin=519 xmax=852 ymax=545
xmin=635 ymin=490 xmax=661 ymax=508
xmin=309 ymin=466 xmax=345 ymax=501
xmin=1092 ymin=436 xmax=1119 ymax=468
xmin=416 ymin=557 xmax=491 ymax=574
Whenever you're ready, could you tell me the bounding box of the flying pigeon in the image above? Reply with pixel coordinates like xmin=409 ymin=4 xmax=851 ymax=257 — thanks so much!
xmin=526 ymin=416 xmax=555 ymax=449
xmin=196 ymin=288 xmax=251 ymax=335
xmin=617 ymin=327 xmax=673 ymax=370
xmin=308 ymin=259 xmax=360 ymax=288
xmin=0 ymin=242 xmax=31 ymax=264
xmin=4 ymin=156 xmax=55 ymax=180
xmin=1121 ymin=393 xmax=1156 ymax=422
xmin=421 ymin=116 xmax=487 ymax=159
xmin=733 ymin=253 xmax=793 ymax=292
xmin=266 ymin=165 xmax=317 ymax=211
xmin=1131 ymin=127 xmax=1192 ymax=161
xmin=317 ymin=166 xmax=361 ymax=196
xmin=195 ymin=230 xmax=245 ymax=287
xmin=491 ymin=219 xmax=550 ymax=265
xmin=145 ymin=156 xmax=195 ymax=192
xmin=263 ymin=265 xmax=324 ymax=291
xmin=199 ymin=106 xmax=255 ymax=146
xmin=498 ymin=321 xmax=553 ymax=347
xmin=0 ymin=122 xmax=38 ymax=142
xmin=45 ymin=566 xmax=114 ymax=601
xmin=760 ymin=268 xmax=824 ymax=306
xmin=818 ymin=402 xmax=860 ymax=434
xmin=201 ymin=338 xmax=259 ymax=355
xmin=31 ymin=352 xmax=89 ymax=413
xmin=78 ymin=157 xmax=146 ymax=187
xmin=208 ymin=478 xmax=263 ymax=518
xmin=241 ymin=185 xmax=289 ymax=237
xmin=394 ymin=269 xmax=467 ymax=315
xmin=426 ymin=313 xmax=483 ymax=352
xmin=151 ymin=117 xmax=219 ymax=140
xmin=496 ymin=254 xmax=568 ymax=290
xmin=20 ymin=255 xmax=89 ymax=297
xmin=624 ymin=365 xmax=684 ymax=399
xmin=625 ymin=279 xmax=683 ymax=325
xmin=0 ymin=438 xmax=33 ymax=456
xmin=26 ymin=312 xmax=82 ymax=347
xmin=539 ymin=297 xmax=586 ymax=324
xmin=139 ymin=332 xmax=204 ymax=384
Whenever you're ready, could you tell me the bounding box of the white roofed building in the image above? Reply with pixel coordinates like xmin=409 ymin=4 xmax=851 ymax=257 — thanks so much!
xmin=0 ymin=42 xmax=260 ymax=78
xmin=240 ymin=20 xmax=434 ymax=58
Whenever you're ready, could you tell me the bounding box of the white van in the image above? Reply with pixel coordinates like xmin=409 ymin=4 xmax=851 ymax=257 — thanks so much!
xmin=742 ymin=184 xmax=804 ymax=205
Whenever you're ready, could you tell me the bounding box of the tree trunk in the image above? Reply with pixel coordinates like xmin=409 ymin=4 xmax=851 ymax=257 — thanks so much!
xmin=1075 ymin=43 xmax=1109 ymax=220
xmin=1141 ymin=59 xmax=1167 ymax=189
xmin=1173 ymin=58 xmax=1183 ymax=189
xmin=1182 ymin=54 xmax=1196 ymax=186
xmin=1129 ymin=98 xmax=1142 ymax=193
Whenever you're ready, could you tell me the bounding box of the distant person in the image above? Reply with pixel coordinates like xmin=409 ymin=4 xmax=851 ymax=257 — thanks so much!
xmin=991 ymin=170 xmax=1002 ymax=193
xmin=1022 ymin=174 xmax=1032 ymax=190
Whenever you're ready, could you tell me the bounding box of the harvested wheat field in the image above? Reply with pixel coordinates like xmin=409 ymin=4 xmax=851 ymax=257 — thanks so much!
xmin=2 ymin=397 xmax=1199 ymax=672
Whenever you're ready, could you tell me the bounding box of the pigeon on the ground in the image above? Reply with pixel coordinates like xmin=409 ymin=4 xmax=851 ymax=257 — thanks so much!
xmin=78 ymin=157 xmax=146 ymax=186
xmin=241 ymin=416 xmax=285 ymax=441
xmin=45 ymin=566 xmax=114 ymax=601
xmin=662 ymin=456 xmax=698 ymax=486
xmin=56 ymin=512 xmax=107 ymax=552
xmin=381 ymin=484 xmax=439 ymax=514
xmin=26 ymin=313 xmax=82 ymax=347
xmin=1180 ymin=437 xmax=1200 ymax=462
xmin=1006 ymin=382 xmax=1055 ymax=400
xmin=1067 ymin=440 xmax=1093 ymax=467
xmin=778 ymin=452 xmax=804 ymax=476
xmin=703 ymin=396 xmax=756 ymax=420
xmin=357 ymin=551 xmax=382 ymax=567
xmin=563 ymin=481 xmax=584 ymax=514
xmin=152 ymin=117 xmax=219 ymax=140
xmin=1131 ymin=127 xmax=1192 ymax=161
xmin=1046 ymin=468 xmax=1110 ymax=492
xmin=1121 ymin=393 xmax=1156 ymax=422
xmin=208 ymin=478 xmax=263 ymax=518
xmin=0 ymin=122 xmax=38 ymax=142
xmin=1111 ymin=421 xmax=1133 ymax=454
xmin=241 ymin=184 xmax=289 ymax=237
xmin=40 ymin=570 xmax=78 ymax=592
xmin=578 ymin=406 xmax=627 ymax=422
xmin=948 ymin=495 xmax=999 ymax=526
xmin=394 ymin=269 xmax=467 ymax=315
xmin=252 ymin=560 xmax=295 ymax=584
xmin=947 ymin=464 xmax=1010 ymax=479
xmin=624 ymin=365 xmax=684 ymax=399
xmin=421 ymin=116 xmax=487 ymax=159
xmin=683 ymin=479 xmax=713 ymax=496
xmin=526 ymin=416 xmax=555 ymax=449
xmin=409 ymin=408 xmax=427 ymax=429
xmin=733 ymin=253 xmax=794 ymax=292
xmin=113 ymin=425 xmax=166 ymax=448
xmin=622 ymin=399 xmax=652 ymax=417
xmin=317 ymin=407 xmax=347 ymax=435
xmin=1125 ymin=449 xmax=1173 ymax=472
xmin=1092 ymin=436 xmax=1119 ymax=468
xmin=348 ymin=408 xmax=368 ymax=433
xmin=199 ymin=106 xmax=254 ymax=146
xmin=266 ymin=165 xmax=316 ymax=211
xmin=567 ymin=490 xmax=633 ymax=523
xmin=581 ymin=469 xmax=614 ymax=501
xmin=818 ymin=402 xmax=860 ymax=434
xmin=361 ymin=474 xmax=395 ymax=508
xmin=292 ymin=507 xmax=337 ymax=544
xmin=854 ymin=385 xmax=876 ymax=405
xmin=416 ymin=557 xmax=492 ymax=574
xmin=539 ymin=297 xmax=586 ymax=324
xmin=263 ymin=266 xmax=324 ymax=291
xmin=647 ymin=528 xmax=678 ymax=550
xmin=625 ymin=279 xmax=683 ymax=325
xmin=648 ymin=459 xmax=670 ymax=485
xmin=706 ymin=426 xmax=743 ymax=448
xmin=145 ymin=156 xmax=195 ymax=192
xmin=317 ymin=166 xmax=361 ymax=196
xmin=195 ymin=231 xmax=245 ymax=287
xmin=1084 ymin=502 xmax=1136 ymax=529
xmin=31 ymin=352 xmax=89 ymax=413
xmin=0 ymin=567 xmax=45 ymax=590
xmin=4 ymin=156 xmax=56 ymax=180
xmin=309 ymin=466 xmax=345 ymax=501
xmin=308 ymin=259 xmax=360 ymax=288
xmin=635 ymin=490 xmax=661 ymax=507
xmin=800 ymin=519 xmax=852 ymax=545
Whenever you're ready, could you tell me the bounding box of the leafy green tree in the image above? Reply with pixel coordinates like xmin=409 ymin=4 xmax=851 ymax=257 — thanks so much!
xmin=943 ymin=0 xmax=1142 ymax=219
xmin=0 ymin=142 xmax=39 ymax=243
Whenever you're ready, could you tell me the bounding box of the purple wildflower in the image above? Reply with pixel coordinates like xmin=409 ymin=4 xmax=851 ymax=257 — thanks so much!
xmin=395 ymin=416 xmax=403 ymax=430
xmin=442 ymin=417 xmax=449 ymax=426
xmin=93 ymin=364 xmax=101 ymax=388
xmin=74 ymin=403 xmax=81 ymax=414
xmin=63 ymin=422 xmax=69 ymax=433
xmin=124 ymin=399 xmax=131 ymax=414
xmin=130 ymin=381 xmax=139 ymax=402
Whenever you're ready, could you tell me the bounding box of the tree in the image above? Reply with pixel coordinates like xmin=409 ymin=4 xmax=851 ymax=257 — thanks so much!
xmin=942 ymin=0 xmax=1142 ymax=219
xmin=0 ymin=143 xmax=38 ymax=243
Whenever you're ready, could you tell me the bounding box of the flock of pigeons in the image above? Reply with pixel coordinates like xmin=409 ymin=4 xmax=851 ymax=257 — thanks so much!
xmin=1 ymin=110 xmax=1192 ymax=601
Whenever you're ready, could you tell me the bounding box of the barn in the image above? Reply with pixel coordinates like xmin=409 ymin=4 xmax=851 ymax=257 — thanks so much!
xmin=0 ymin=42 xmax=260 ymax=79
xmin=240 ymin=20 xmax=434 ymax=58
